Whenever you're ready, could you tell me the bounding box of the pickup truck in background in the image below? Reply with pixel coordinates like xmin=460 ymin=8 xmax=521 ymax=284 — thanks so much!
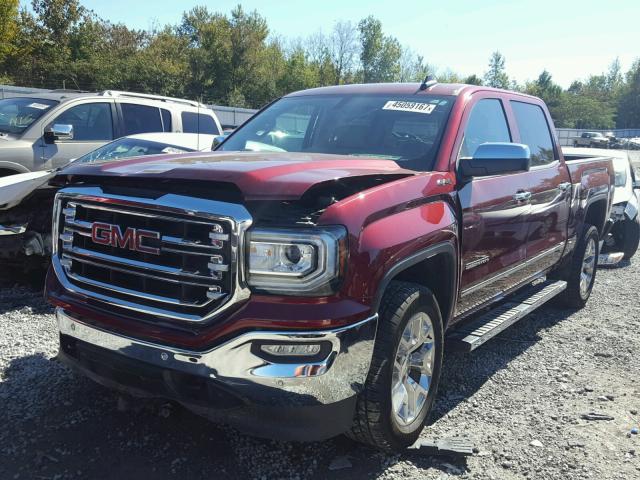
xmin=45 ymin=82 xmax=614 ymax=451
xmin=573 ymin=131 xmax=609 ymax=148
xmin=0 ymin=91 xmax=222 ymax=177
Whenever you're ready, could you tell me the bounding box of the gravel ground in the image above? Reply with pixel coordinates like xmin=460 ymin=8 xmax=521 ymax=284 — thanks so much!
xmin=1 ymin=261 xmax=639 ymax=480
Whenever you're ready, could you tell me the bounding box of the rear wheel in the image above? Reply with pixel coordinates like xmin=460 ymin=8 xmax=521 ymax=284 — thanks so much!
xmin=557 ymin=224 xmax=599 ymax=308
xmin=349 ymin=281 xmax=443 ymax=452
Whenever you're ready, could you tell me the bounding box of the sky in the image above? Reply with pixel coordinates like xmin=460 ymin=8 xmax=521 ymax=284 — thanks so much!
xmin=33 ymin=0 xmax=640 ymax=88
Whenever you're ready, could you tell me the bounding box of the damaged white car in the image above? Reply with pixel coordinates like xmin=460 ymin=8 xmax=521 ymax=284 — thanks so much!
xmin=563 ymin=147 xmax=640 ymax=265
xmin=0 ymin=133 xmax=214 ymax=272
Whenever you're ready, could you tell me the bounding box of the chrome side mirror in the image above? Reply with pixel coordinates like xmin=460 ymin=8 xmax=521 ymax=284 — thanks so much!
xmin=44 ymin=124 xmax=74 ymax=144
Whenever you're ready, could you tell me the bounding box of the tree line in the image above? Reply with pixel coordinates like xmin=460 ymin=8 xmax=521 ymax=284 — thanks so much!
xmin=1 ymin=0 xmax=639 ymax=128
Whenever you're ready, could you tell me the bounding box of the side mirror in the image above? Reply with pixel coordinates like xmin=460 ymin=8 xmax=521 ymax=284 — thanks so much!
xmin=212 ymin=134 xmax=228 ymax=149
xmin=459 ymin=142 xmax=531 ymax=179
xmin=44 ymin=124 xmax=74 ymax=144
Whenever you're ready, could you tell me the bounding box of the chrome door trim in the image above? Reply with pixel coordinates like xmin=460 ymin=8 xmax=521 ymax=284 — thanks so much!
xmin=460 ymin=242 xmax=565 ymax=298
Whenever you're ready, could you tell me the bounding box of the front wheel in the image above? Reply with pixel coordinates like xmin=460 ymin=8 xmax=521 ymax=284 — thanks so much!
xmin=348 ymin=281 xmax=444 ymax=452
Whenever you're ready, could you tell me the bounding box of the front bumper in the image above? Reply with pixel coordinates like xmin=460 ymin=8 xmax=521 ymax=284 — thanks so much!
xmin=56 ymin=308 xmax=377 ymax=441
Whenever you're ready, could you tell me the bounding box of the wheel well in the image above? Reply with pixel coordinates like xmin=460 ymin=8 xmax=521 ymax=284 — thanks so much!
xmin=0 ymin=168 xmax=19 ymax=178
xmin=584 ymin=199 xmax=607 ymax=234
xmin=392 ymin=252 xmax=455 ymax=328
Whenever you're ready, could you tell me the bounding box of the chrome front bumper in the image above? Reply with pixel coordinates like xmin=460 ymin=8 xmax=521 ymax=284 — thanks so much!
xmin=56 ymin=308 xmax=377 ymax=407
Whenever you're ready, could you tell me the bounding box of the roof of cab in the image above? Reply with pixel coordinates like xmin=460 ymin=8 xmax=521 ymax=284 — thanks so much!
xmin=285 ymin=82 xmax=476 ymax=97
xmin=285 ymin=82 xmax=541 ymax=101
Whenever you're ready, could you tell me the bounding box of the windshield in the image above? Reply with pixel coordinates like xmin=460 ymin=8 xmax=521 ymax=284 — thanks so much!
xmin=219 ymin=94 xmax=455 ymax=171
xmin=74 ymin=138 xmax=195 ymax=164
xmin=0 ymin=97 xmax=58 ymax=135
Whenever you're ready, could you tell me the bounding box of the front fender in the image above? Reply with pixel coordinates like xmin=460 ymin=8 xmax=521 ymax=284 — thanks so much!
xmin=319 ymin=172 xmax=459 ymax=308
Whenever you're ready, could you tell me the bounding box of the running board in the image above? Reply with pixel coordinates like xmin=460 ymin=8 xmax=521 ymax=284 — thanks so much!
xmin=447 ymin=280 xmax=567 ymax=352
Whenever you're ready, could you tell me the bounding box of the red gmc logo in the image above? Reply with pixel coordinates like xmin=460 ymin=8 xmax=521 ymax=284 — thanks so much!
xmin=91 ymin=222 xmax=161 ymax=255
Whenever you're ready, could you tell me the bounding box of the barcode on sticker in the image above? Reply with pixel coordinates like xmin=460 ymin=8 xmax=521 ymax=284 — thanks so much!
xmin=382 ymin=101 xmax=436 ymax=114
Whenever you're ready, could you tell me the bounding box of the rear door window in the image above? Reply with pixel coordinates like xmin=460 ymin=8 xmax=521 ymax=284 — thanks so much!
xmin=511 ymin=101 xmax=556 ymax=166
xmin=459 ymin=99 xmax=511 ymax=158
xmin=121 ymin=104 xmax=163 ymax=135
xmin=181 ymin=112 xmax=220 ymax=135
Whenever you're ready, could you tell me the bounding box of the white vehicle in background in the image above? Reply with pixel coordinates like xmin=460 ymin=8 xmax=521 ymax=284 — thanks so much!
xmin=563 ymin=147 xmax=640 ymax=264
xmin=0 ymin=132 xmax=215 ymax=272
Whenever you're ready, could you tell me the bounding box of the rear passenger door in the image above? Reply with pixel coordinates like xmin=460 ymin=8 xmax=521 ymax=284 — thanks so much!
xmin=456 ymin=96 xmax=532 ymax=316
xmin=509 ymin=100 xmax=570 ymax=275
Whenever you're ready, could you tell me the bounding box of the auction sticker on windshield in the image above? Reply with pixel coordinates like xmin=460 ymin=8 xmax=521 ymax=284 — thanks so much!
xmin=382 ymin=101 xmax=436 ymax=114
xmin=27 ymin=103 xmax=52 ymax=110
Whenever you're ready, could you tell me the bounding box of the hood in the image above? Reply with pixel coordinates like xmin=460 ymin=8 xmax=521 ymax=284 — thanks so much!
xmin=0 ymin=170 xmax=56 ymax=210
xmin=57 ymin=151 xmax=415 ymax=201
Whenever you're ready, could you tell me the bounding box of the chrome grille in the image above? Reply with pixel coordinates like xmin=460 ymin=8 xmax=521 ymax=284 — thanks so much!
xmin=52 ymin=187 xmax=252 ymax=322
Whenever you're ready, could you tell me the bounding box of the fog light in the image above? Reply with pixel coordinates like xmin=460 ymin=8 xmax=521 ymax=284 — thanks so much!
xmin=260 ymin=343 xmax=322 ymax=357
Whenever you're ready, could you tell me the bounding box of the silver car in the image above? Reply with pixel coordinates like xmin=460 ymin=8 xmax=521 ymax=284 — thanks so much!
xmin=0 ymin=90 xmax=222 ymax=176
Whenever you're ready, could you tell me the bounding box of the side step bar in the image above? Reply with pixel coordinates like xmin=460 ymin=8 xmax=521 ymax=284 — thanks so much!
xmin=447 ymin=280 xmax=567 ymax=352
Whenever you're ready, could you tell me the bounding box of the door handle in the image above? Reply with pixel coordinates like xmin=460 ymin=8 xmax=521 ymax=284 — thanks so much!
xmin=514 ymin=191 xmax=532 ymax=202
xmin=558 ymin=182 xmax=571 ymax=191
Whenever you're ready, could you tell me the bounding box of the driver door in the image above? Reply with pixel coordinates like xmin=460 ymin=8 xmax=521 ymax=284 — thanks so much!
xmin=455 ymin=96 xmax=532 ymax=317
xmin=41 ymin=100 xmax=116 ymax=169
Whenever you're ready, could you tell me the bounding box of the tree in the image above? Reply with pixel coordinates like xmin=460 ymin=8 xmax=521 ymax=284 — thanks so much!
xmin=483 ymin=51 xmax=510 ymax=89
xmin=358 ymin=16 xmax=401 ymax=83
xmin=617 ymin=60 xmax=640 ymax=128
xmin=330 ymin=21 xmax=358 ymax=84
xmin=0 ymin=0 xmax=19 ymax=66
xmin=463 ymin=74 xmax=483 ymax=86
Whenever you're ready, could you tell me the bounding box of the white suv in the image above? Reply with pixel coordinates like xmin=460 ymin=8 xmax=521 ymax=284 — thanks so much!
xmin=0 ymin=90 xmax=222 ymax=176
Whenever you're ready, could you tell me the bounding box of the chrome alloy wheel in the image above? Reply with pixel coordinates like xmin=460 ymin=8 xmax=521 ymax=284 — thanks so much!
xmin=391 ymin=312 xmax=435 ymax=426
xmin=580 ymin=237 xmax=597 ymax=297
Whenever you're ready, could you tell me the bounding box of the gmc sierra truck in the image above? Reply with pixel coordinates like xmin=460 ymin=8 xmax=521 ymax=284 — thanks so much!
xmin=45 ymin=82 xmax=614 ymax=452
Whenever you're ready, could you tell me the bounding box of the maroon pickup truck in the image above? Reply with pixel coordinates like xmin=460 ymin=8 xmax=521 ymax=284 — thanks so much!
xmin=46 ymin=82 xmax=614 ymax=451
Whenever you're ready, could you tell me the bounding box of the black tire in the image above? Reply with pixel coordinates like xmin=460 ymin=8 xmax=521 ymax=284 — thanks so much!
xmin=348 ymin=281 xmax=444 ymax=452
xmin=617 ymin=216 xmax=640 ymax=260
xmin=557 ymin=224 xmax=599 ymax=308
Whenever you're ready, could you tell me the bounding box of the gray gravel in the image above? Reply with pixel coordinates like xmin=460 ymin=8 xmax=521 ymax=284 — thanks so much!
xmin=1 ymin=260 xmax=639 ymax=479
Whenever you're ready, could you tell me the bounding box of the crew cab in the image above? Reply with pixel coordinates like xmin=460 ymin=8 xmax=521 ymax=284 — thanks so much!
xmin=0 ymin=90 xmax=222 ymax=176
xmin=45 ymin=82 xmax=614 ymax=451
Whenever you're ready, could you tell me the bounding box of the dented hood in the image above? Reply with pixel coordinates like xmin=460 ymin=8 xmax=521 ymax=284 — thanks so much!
xmin=0 ymin=170 xmax=56 ymax=210
xmin=57 ymin=151 xmax=415 ymax=200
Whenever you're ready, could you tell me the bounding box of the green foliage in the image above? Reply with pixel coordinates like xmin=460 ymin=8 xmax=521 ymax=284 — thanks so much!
xmin=617 ymin=60 xmax=640 ymax=128
xmin=0 ymin=2 xmax=638 ymax=128
xmin=484 ymin=51 xmax=510 ymax=89
xmin=358 ymin=16 xmax=401 ymax=83
xmin=0 ymin=0 xmax=19 ymax=64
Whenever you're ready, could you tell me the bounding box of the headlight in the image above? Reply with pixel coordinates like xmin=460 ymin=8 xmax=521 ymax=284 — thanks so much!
xmin=247 ymin=226 xmax=347 ymax=295
xmin=615 ymin=168 xmax=627 ymax=187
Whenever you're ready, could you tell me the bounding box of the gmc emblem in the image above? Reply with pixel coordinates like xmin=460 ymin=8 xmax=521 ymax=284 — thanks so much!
xmin=91 ymin=222 xmax=161 ymax=255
